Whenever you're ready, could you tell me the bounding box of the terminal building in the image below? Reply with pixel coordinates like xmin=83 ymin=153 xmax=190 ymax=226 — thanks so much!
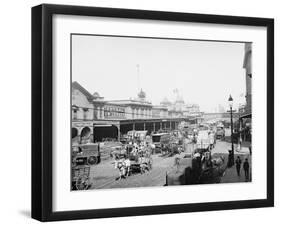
xmin=72 ymin=81 xmax=201 ymax=143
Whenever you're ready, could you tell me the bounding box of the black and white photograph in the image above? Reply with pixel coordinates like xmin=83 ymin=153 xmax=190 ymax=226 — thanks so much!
xmin=29 ymin=3 xmax=274 ymax=222
xmin=0 ymin=0 xmax=277 ymax=224
xmin=71 ymin=34 xmax=252 ymax=190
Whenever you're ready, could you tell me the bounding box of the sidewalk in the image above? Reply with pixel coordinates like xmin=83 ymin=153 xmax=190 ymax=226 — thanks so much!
xmin=241 ymin=141 xmax=251 ymax=148
xmin=221 ymin=154 xmax=252 ymax=183
xmin=235 ymin=146 xmax=250 ymax=154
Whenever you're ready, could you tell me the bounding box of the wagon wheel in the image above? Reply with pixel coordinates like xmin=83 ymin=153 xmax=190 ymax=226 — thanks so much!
xmin=76 ymin=175 xmax=89 ymax=190
xmin=88 ymin=156 xmax=98 ymax=165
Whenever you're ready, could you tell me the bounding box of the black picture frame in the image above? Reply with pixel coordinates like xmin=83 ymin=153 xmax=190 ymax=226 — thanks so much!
xmin=32 ymin=4 xmax=274 ymax=222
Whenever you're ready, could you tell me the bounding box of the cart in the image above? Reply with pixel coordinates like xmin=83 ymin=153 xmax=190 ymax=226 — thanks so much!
xmin=72 ymin=165 xmax=91 ymax=190
xmin=72 ymin=143 xmax=101 ymax=165
xmin=129 ymin=149 xmax=153 ymax=174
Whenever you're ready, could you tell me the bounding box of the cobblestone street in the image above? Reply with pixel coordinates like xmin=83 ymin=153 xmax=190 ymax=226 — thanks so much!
xmin=89 ymin=151 xmax=184 ymax=189
xmin=84 ymin=137 xmax=251 ymax=190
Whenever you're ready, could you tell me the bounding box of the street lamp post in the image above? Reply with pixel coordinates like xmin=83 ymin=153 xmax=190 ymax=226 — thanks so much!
xmin=228 ymin=95 xmax=234 ymax=167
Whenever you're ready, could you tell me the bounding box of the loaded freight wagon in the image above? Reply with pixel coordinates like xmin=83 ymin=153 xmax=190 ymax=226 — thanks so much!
xmin=196 ymin=130 xmax=211 ymax=151
xmin=151 ymin=133 xmax=171 ymax=153
xmin=216 ymin=123 xmax=225 ymax=139
xmin=72 ymin=143 xmax=101 ymax=165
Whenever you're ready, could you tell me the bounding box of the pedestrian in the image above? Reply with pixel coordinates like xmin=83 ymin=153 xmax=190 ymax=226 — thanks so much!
xmin=249 ymin=145 xmax=252 ymax=155
xmin=235 ymin=156 xmax=242 ymax=176
xmin=243 ymin=158 xmax=250 ymax=181
xmin=114 ymin=156 xmax=125 ymax=180
xmin=123 ymin=158 xmax=131 ymax=177
xmin=174 ymin=154 xmax=181 ymax=173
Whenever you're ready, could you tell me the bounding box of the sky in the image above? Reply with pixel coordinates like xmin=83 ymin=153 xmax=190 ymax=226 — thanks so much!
xmin=72 ymin=34 xmax=247 ymax=112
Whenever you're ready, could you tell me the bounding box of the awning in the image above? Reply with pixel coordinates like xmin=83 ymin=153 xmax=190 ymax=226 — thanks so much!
xmin=239 ymin=113 xmax=252 ymax=119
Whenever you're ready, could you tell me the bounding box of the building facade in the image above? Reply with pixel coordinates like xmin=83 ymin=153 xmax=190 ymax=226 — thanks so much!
xmin=243 ymin=43 xmax=252 ymax=116
xmin=239 ymin=42 xmax=252 ymax=141
xmin=160 ymin=96 xmax=201 ymax=119
xmin=72 ymin=82 xmax=201 ymax=142
xmin=152 ymin=105 xmax=169 ymax=118
xmin=107 ymin=89 xmax=153 ymax=120
xmin=72 ymin=82 xmax=94 ymax=121
xmin=71 ymin=82 xmax=95 ymax=144
xmin=182 ymin=104 xmax=201 ymax=117
xmin=108 ymin=99 xmax=153 ymax=120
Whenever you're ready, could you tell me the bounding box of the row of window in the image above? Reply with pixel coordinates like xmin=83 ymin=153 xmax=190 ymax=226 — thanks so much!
xmin=73 ymin=108 xmax=89 ymax=120
xmin=104 ymin=107 xmax=125 ymax=113
xmin=72 ymin=107 xmax=126 ymax=120
xmin=104 ymin=110 xmax=125 ymax=118
xmin=104 ymin=107 xmax=125 ymax=118
xmin=73 ymin=106 xmax=174 ymax=120
xmin=73 ymin=107 xmax=183 ymax=120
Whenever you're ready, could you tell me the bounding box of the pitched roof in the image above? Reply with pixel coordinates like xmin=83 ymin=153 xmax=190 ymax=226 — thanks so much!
xmin=72 ymin=81 xmax=93 ymax=100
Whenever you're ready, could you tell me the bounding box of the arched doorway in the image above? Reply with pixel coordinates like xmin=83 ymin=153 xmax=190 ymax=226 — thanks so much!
xmin=80 ymin=127 xmax=91 ymax=144
xmin=93 ymin=125 xmax=118 ymax=142
xmin=72 ymin=127 xmax=79 ymax=144
xmin=72 ymin=128 xmax=78 ymax=138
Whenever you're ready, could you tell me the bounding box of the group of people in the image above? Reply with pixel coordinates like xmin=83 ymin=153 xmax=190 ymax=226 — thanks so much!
xmin=235 ymin=156 xmax=250 ymax=181
xmin=130 ymin=141 xmax=151 ymax=156
xmin=113 ymin=141 xmax=152 ymax=180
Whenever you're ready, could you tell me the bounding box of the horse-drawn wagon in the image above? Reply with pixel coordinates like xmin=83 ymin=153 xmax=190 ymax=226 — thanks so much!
xmin=128 ymin=149 xmax=153 ymax=174
xmin=114 ymin=145 xmax=153 ymax=179
xmin=72 ymin=143 xmax=101 ymax=165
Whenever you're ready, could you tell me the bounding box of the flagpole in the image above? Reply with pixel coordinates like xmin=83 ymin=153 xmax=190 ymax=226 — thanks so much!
xmin=136 ymin=64 xmax=140 ymax=92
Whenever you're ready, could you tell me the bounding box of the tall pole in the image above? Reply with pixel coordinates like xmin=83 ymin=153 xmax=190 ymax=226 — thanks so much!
xmin=117 ymin=125 xmax=120 ymax=142
xmin=230 ymin=106 xmax=234 ymax=160
xmin=136 ymin=64 xmax=140 ymax=92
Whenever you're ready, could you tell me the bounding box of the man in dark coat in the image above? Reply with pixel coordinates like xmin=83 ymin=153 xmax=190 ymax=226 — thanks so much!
xmin=235 ymin=156 xmax=242 ymax=176
xmin=243 ymin=158 xmax=250 ymax=181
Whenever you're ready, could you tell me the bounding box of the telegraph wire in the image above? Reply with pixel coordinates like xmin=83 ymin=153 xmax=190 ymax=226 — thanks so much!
xmin=72 ymin=105 xmax=189 ymax=118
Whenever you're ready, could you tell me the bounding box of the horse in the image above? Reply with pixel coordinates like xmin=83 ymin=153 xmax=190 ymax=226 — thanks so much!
xmin=114 ymin=158 xmax=131 ymax=180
